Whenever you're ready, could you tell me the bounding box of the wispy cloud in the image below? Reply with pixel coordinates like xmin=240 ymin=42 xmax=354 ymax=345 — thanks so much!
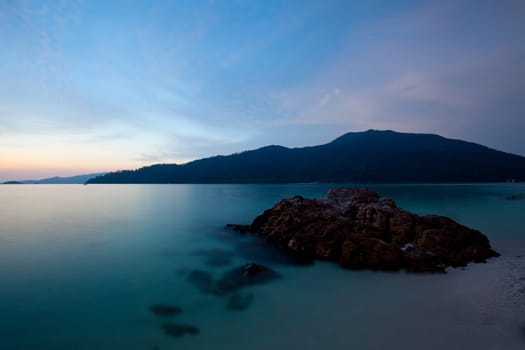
xmin=254 ymin=0 xmax=525 ymax=154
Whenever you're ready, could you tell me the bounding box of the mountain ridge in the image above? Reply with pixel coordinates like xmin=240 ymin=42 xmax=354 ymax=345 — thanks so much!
xmin=86 ymin=130 xmax=525 ymax=184
xmin=11 ymin=172 xmax=107 ymax=184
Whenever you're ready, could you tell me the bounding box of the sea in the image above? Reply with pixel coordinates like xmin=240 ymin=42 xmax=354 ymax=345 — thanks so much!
xmin=0 ymin=183 xmax=524 ymax=350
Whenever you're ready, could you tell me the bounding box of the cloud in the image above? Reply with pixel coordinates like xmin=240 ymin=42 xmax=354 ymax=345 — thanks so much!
xmin=317 ymin=88 xmax=341 ymax=108
xmin=255 ymin=0 xmax=525 ymax=154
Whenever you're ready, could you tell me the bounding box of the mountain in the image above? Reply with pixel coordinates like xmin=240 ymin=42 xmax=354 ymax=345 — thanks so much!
xmin=19 ymin=173 xmax=106 ymax=184
xmin=86 ymin=130 xmax=525 ymax=184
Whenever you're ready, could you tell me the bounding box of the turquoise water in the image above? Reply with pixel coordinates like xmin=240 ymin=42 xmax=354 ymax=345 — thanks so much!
xmin=0 ymin=184 xmax=524 ymax=349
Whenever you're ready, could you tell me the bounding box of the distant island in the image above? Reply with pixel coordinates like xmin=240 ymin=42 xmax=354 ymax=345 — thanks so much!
xmin=86 ymin=130 xmax=525 ymax=184
xmin=5 ymin=173 xmax=106 ymax=185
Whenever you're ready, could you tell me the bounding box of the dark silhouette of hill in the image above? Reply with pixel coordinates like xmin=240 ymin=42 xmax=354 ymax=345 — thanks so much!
xmin=11 ymin=173 xmax=107 ymax=184
xmin=32 ymin=173 xmax=107 ymax=184
xmin=86 ymin=130 xmax=525 ymax=184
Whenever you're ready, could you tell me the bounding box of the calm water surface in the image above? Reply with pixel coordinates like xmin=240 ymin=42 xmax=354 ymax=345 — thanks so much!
xmin=0 ymin=184 xmax=524 ymax=350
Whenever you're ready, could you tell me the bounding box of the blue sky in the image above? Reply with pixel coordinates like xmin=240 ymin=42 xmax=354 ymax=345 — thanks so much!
xmin=1 ymin=0 xmax=524 ymax=181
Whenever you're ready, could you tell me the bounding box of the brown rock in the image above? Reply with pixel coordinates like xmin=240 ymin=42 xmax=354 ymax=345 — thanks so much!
xmin=340 ymin=238 xmax=402 ymax=270
xmin=228 ymin=188 xmax=499 ymax=272
xmin=315 ymin=240 xmax=340 ymax=259
xmin=390 ymin=209 xmax=415 ymax=244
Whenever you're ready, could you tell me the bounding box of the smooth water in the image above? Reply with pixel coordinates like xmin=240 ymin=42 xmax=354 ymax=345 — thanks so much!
xmin=0 ymin=184 xmax=524 ymax=350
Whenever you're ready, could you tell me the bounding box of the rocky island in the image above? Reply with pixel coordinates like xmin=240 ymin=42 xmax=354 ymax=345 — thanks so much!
xmin=228 ymin=188 xmax=499 ymax=272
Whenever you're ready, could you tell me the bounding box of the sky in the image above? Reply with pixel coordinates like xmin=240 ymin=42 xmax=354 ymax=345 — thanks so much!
xmin=1 ymin=0 xmax=524 ymax=181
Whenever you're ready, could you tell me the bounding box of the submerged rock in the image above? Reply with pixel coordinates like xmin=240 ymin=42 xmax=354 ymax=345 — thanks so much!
xmin=161 ymin=322 xmax=199 ymax=337
xmin=228 ymin=188 xmax=499 ymax=273
xmin=187 ymin=270 xmax=215 ymax=293
xmin=150 ymin=304 xmax=183 ymax=317
xmin=227 ymin=292 xmax=254 ymax=311
xmin=194 ymin=248 xmax=235 ymax=267
xmin=225 ymin=224 xmax=251 ymax=233
xmin=186 ymin=263 xmax=279 ymax=295
xmin=506 ymin=194 xmax=525 ymax=201
xmin=234 ymin=239 xmax=314 ymax=266
xmin=216 ymin=263 xmax=279 ymax=294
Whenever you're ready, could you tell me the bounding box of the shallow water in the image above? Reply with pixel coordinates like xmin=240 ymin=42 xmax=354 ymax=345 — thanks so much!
xmin=0 ymin=184 xmax=524 ymax=350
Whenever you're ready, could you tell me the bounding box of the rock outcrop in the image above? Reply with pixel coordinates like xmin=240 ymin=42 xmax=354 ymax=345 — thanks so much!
xmin=229 ymin=188 xmax=499 ymax=272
